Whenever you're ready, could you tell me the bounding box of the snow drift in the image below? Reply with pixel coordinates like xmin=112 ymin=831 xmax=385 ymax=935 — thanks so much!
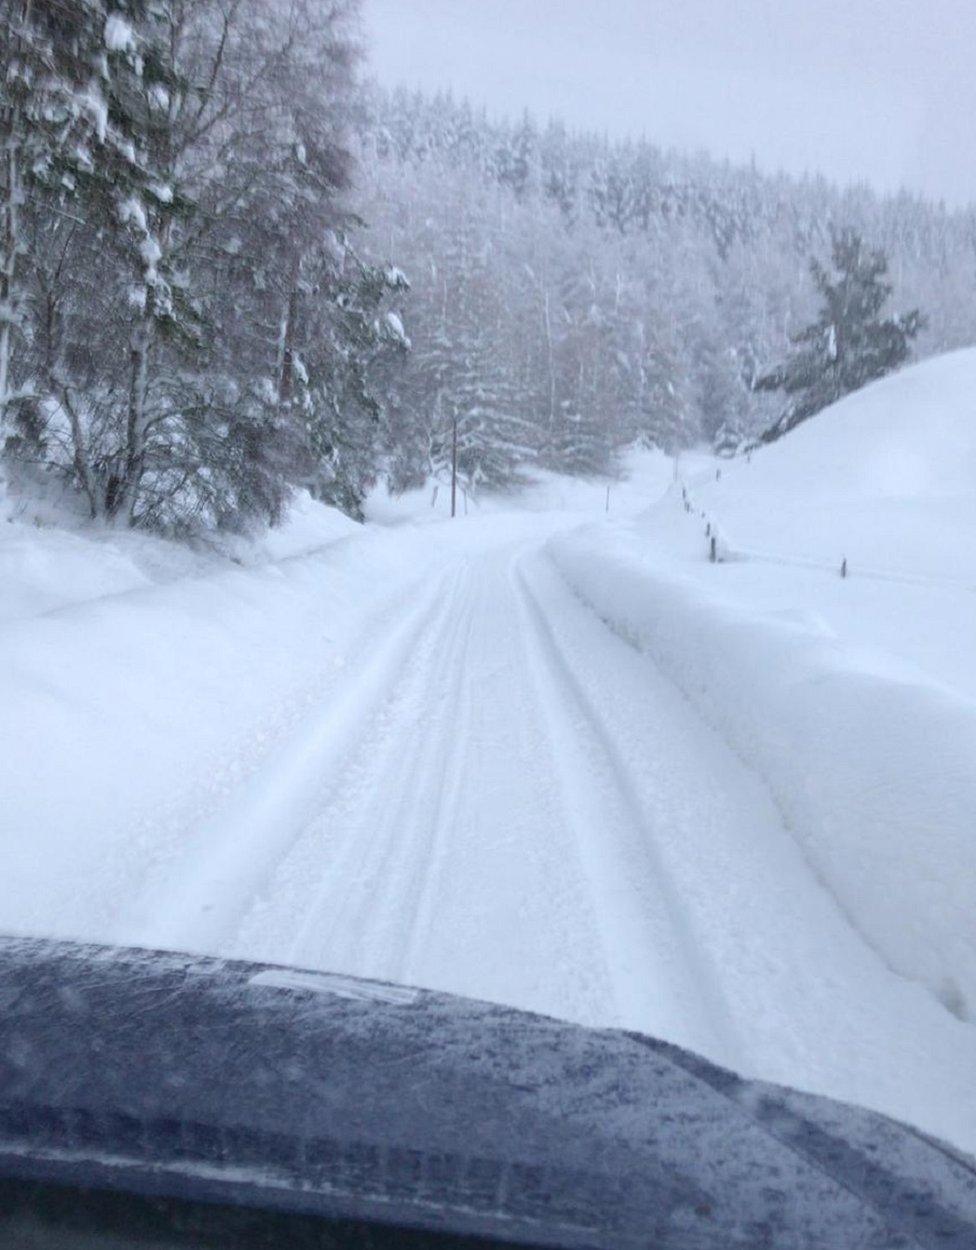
xmin=551 ymin=349 xmax=976 ymax=1023
xmin=0 ymin=486 xmax=359 ymax=624
xmin=692 ymin=346 xmax=976 ymax=585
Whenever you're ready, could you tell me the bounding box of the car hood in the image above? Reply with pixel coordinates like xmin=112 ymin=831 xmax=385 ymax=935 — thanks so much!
xmin=0 ymin=935 xmax=973 ymax=1248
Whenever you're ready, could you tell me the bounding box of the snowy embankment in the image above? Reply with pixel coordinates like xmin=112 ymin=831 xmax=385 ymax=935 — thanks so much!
xmin=551 ymin=349 xmax=976 ymax=1025
xmin=0 ymin=487 xmax=359 ymax=623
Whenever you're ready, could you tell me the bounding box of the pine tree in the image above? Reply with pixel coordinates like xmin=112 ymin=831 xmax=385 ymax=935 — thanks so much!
xmin=495 ymin=113 xmax=535 ymax=202
xmin=0 ymin=0 xmax=129 ymax=460
xmin=441 ymin=280 xmax=537 ymax=494
xmin=104 ymin=1 xmax=201 ymax=523
xmin=294 ymin=241 xmax=410 ymax=518
xmin=755 ymin=227 xmax=924 ymax=442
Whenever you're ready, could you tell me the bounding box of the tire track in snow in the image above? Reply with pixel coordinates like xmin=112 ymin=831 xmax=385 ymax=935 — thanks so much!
xmin=119 ymin=567 xmax=459 ymax=956
xmin=284 ymin=561 xmax=478 ymax=980
xmin=513 ymin=551 xmax=744 ymax=1065
xmin=263 ymin=545 xmax=620 ymax=1023
xmin=393 ymin=586 xmax=479 ymax=986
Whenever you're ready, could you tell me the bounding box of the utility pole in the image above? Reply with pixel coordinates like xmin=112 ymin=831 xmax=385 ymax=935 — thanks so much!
xmin=450 ymin=408 xmax=459 ymax=519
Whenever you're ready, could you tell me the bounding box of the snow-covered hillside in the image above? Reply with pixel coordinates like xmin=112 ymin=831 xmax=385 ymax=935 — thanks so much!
xmin=655 ymin=347 xmax=976 ymax=697
xmin=696 ymin=346 xmax=976 ymax=586
xmin=667 ymin=350 xmax=976 ymax=701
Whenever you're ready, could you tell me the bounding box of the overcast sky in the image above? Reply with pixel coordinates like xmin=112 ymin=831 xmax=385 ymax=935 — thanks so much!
xmin=365 ymin=0 xmax=976 ymax=208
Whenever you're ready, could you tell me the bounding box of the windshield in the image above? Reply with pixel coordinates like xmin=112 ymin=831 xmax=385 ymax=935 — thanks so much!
xmin=1 ymin=0 xmax=975 ymax=1244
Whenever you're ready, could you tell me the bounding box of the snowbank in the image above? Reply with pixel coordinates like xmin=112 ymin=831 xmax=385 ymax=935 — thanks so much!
xmin=550 ymin=349 xmax=976 ymax=1025
xmin=246 ymin=490 xmax=359 ymax=562
xmin=1 ymin=487 xmax=357 ymax=623
xmin=550 ymin=527 xmax=976 ymax=1021
xmin=0 ymin=482 xmax=394 ymax=942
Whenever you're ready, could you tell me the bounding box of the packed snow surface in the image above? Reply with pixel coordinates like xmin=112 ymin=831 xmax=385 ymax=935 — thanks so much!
xmin=3 ymin=353 xmax=976 ymax=1159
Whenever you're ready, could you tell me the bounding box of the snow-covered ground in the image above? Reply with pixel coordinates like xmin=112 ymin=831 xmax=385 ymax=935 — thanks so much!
xmin=3 ymin=353 xmax=976 ymax=1157
xmin=0 ymin=484 xmax=360 ymax=624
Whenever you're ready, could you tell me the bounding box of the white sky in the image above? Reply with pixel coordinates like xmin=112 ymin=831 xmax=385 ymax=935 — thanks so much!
xmin=364 ymin=0 xmax=976 ymax=207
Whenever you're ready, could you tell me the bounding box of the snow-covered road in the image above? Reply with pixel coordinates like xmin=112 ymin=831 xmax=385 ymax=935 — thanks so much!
xmin=4 ymin=493 xmax=976 ymax=1152
xmin=130 ymin=538 xmax=744 ymax=1059
xmin=94 ymin=520 xmax=976 ymax=1154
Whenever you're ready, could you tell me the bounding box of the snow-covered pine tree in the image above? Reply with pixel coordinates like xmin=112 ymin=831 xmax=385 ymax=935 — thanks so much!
xmin=530 ymin=247 xmax=616 ymax=475
xmin=495 ymin=112 xmax=536 ymax=202
xmin=379 ymin=169 xmax=540 ymax=496
xmin=635 ymin=331 xmax=695 ymax=454
xmin=441 ymin=264 xmax=538 ymax=495
xmin=292 ymin=240 xmax=410 ymax=518
xmin=453 ymin=385 xmax=538 ymax=495
xmin=539 ymin=120 xmax=580 ymax=223
xmin=213 ymin=0 xmax=410 ymax=530
xmin=755 ymin=227 xmax=924 ymax=442
xmin=2 ymin=0 xmax=218 ymax=525
xmin=544 ymin=401 xmax=612 ymax=476
xmin=0 ymin=0 xmax=128 ymax=472
xmin=101 ymin=1 xmax=204 ymax=523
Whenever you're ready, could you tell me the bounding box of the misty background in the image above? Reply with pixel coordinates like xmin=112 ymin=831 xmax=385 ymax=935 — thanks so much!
xmin=367 ymin=0 xmax=976 ymax=207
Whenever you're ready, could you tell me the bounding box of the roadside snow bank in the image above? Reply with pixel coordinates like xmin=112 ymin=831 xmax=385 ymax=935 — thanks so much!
xmin=1 ymin=488 xmax=356 ymax=623
xmin=549 ymin=524 xmax=976 ymax=1023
